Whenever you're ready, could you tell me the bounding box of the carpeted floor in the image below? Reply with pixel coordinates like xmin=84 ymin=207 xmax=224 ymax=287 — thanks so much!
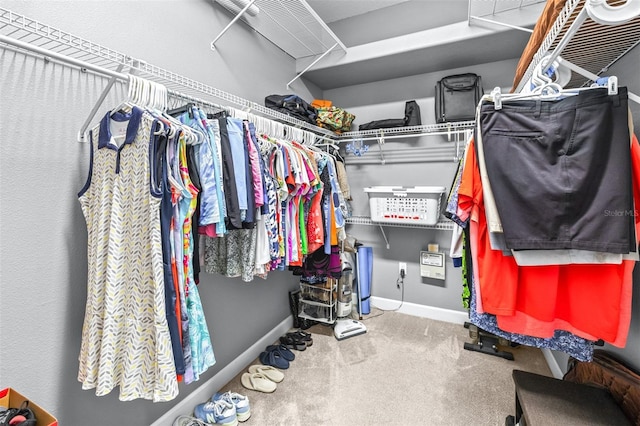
xmin=219 ymin=309 xmax=552 ymax=426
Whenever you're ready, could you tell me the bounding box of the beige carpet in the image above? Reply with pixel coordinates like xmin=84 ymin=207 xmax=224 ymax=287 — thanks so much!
xmin=219 ymin=309 xmax=552 ymax=426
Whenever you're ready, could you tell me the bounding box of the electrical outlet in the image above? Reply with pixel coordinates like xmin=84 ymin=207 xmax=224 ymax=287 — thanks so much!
xmin=398 ymin=262 xmax=407 ymax=276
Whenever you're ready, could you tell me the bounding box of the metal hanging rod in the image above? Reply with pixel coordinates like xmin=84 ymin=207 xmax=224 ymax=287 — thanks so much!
xmin=0 ymin=32 xmax=339 ymax=144
xmin=337 ymin=129 xmax=472 ymax=144
xmin=0 ymin=7 xmax=336 ymax=138
xmin=338 ymin=121 xmax=476 ymax=141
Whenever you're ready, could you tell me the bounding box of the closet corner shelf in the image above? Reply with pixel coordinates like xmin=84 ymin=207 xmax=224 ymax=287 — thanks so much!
xmin=345 ymin=216 xmax=454 ymax=231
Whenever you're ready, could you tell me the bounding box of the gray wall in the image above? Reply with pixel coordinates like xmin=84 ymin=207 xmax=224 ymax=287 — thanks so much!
xmin=0 ymin=1 xmax=310 ymax=425
xmin=323 ymin=59 xmax=520 ymax=313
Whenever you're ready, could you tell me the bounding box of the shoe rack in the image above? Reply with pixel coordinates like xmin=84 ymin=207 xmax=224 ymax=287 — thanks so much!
xmin=298 ymin=278 xmax=338 ymax=325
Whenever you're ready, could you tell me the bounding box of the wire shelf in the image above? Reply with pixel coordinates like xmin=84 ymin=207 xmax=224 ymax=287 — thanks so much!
xmin=0 ymin=7 xmax=336 ymax=137
xmin=338 ymin=121 xmax=476 ymax=139
xmin=515 ymin=0 xmax=640 ymax=91
xmin=215 ymin=0 xmax=346 ymax=59
xmin=345 ymin=216 xmax=455 ymax=231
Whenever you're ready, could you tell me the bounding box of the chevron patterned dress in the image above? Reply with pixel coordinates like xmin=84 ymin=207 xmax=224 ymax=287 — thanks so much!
xmin=78 ymin=107 xmax=179 ymax=402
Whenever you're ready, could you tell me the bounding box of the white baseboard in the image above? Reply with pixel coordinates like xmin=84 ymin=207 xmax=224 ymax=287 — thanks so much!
xmin=151 ymin=315 xmax=293 ymax=426
xmin=541 ymin=348 xmax=564 ymax=379
xmin=370 ymin=296 xmax=468 ymax=325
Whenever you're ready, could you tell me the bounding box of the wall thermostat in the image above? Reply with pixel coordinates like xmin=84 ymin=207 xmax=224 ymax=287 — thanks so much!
xmin=420 ymin=251 xmax=445 ymax=280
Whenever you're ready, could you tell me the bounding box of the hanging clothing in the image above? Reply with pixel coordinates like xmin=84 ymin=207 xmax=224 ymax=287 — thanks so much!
xmin=157 ymin=130 xmax=185 ymax=377
xmin=204 ymin=229 xmax=257 ymax=282
xmin=167 ymin=130 xmax=194 ymax=383
xmin=457 ymin=137 xmax=638 ymax=346
xmin=217 ymin=117 xmax=242 ymax=229
xmin=479 ymin=87 xmax=634 ymax=253
xmin=176 ymin=132 xmax=215 ymax=382
xmin=78 ymin=108 xmax=178 ymax=402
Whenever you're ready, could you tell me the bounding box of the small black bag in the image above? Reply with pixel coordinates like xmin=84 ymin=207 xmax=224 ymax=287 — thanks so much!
xmin=265 ymin=94 xmax=317 ymax=125
xmin=358 ymin=100 xmax=422 ymax=131
xmin=358 ymin=118 xmax=406 ymax=131
xmin=404 ymin=100 xmax=422 ymax=126
xmin=435 ymin=73 xmax=483 ymax=123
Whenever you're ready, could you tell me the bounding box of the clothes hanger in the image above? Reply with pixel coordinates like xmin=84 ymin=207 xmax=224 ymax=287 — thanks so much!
xmin=110 ymin=74 xmax=137 ymax=115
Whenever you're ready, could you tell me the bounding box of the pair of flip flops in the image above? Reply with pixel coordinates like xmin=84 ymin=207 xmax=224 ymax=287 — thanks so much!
xmin=259 ymin=345 xmax=294 ymax=369
xmin=279 ymin=330 xmax=313 ymax=351
xmin=241 ymin=365 xmax=284 ymax=393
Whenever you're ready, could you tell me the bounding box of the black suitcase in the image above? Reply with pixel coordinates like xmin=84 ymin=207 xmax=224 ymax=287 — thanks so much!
xmin=435 ymin=73 xmax=483 ymax=123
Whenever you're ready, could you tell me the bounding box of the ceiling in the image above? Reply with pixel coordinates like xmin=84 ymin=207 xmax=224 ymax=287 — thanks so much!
xmin=300 ymin=0 xmax=546 ymax=90
xmin=306 ymin=0 xmax=410 ymax=24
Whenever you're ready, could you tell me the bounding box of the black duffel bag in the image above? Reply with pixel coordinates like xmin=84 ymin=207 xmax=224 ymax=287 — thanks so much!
xmin=358 ymin=100 xmax=422 ymax=131
xmin=435 ymin=73 xmax=483 ymax=123
xmin=358 ymin=118 xmax=406 ymax=131
xmin=265 ymin=94 xmax=317 ymax=125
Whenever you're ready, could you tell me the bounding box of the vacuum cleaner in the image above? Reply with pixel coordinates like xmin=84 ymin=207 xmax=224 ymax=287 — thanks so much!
xmin=334 ymin=252 xmax=367 ymax=340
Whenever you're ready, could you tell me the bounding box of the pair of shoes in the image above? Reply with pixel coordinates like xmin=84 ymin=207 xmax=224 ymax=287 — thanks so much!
xmin=266 ymin=344 xmax=295 ymax=361
xmin=279 ymin=330 xmax=313 ymax=350
xmin=241 ymin=371 xmax=278 ymax=393
xmin=241 ymin=362 xmax=285 ymax=393
xmin=0 ymin=401 xmax=36 ymax=426
xmin=194 ymin=391 xmax=250 ymax=426
xmin=259 ymin=344 xmax=295 ymax=369
xmin=289 ymin=329 xmax=313 ymax=346
xmin=212 ymin=391 xmax=251 ymax=423
xmin=249 ymin=364 xmax=284 ymax=383
xmin=193 ymin=399 xmax=237 ymax=426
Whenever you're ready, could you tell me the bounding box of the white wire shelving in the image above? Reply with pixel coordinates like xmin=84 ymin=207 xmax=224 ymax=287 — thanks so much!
xmin=213 ymin=0 xmax=346 ymax=59
xmin=336 ymin=121 xmax=475 ymax=164
xmin=346 ymin=216 xmax=454 ymax=231
xmin=211 ymin=0 xmax=347 ymax=87
xmin=514 ymin=0 xmax=640 ymax=92
xmin=337 ymin=121 xmax=476 ymax=142
xmin=0 ymin=7 xmax=337 ymax=139
xmin=345 ymin=216 xmax=454 ymax=250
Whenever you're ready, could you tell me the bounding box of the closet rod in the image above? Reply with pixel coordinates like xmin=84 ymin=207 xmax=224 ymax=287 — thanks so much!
xmin=0 ymin=33 xmax=340 ymax=145
xmin=0 ymin=7 xmax=337 ymax=138
xmin=338 ymin=129 xmax=471 ymax=143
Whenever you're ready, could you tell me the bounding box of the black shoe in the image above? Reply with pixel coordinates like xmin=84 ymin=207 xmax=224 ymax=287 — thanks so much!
xmin=0 ymin=401 xmax=36 ymax=426
xmin=279 ymin=334 xmax=306 ymax=351
xmin=288 ymin=330 xmax=313 ymax=347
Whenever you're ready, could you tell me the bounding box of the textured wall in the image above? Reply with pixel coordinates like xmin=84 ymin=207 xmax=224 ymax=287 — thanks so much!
xmin=0 ymin=1 xmax=309 ymax=425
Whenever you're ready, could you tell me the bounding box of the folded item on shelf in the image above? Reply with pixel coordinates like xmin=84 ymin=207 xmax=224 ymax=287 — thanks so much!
xmin=358 ymin=100 xmax=422 ymax=131
xmin=264 ymin=94 xmax=317 ymax=125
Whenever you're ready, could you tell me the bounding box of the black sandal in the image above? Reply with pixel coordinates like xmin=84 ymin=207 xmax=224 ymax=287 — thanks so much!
xmin=279 ymin=334 xmax=306 ymax=351
xmin=288 ymin=330 xmax=313 ymax=346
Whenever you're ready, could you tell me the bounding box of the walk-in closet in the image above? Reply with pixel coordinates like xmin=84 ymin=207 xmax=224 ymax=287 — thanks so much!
xmin=1 ymin=1 xmax=640 ymax=425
